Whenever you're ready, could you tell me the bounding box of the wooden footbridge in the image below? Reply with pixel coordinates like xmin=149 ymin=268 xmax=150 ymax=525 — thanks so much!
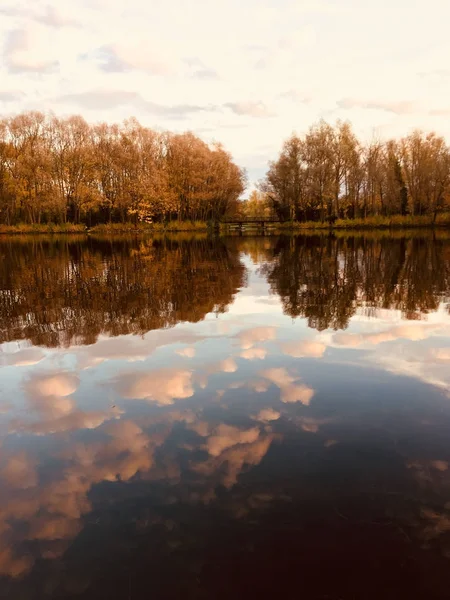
xmin=219 ymin=217 xmax=282 ymax=231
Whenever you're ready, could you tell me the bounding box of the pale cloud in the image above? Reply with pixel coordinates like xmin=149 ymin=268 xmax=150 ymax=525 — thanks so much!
xmin=33 ymin=5 xmax=80 ymax=28
xmin=187 ymin=58 xmax=218 ymax=80
xmin=206 ymin=424 xmax=260 ymax=456
xmin=280 ymin=89 xmax=311 ymax=104
xmin=333 ymin=333 xmax=364 ymax=348
xmin=57 ymin=91 xmax=215 ymax=118
xmin=337 ymin=98 xmax=418 ymax=115
xmin=175 ymin=346 xmax=196 ymax=358
xmin=3 ymin=28 xmax=58 ymax=73
xmin=0 ymin=3 xmax=80 ymax=28
xmin=17 ymin=370 xmax=122 ymax=435
xmin=240 ymin=347 xmax=267 ymax=360
xmin=205 ymin=357 xmax=238 ymax=375
xmin=432 ymin=348 xmax=450 ymax=362
xmin=332 ymin=317 xmax=450 ymax=393
xmin=259 ymin=367 xmax=314 ymax=405
xmin=254 ymin=408 xmax=280 ymax=422
xmin=194 ymin=372 xmax=209 ymax=389
xmin=236 ymin=326 xmax=277 ymax=350
xmin=0 ymin=6 xmax=21 ymax=18
xmin=0 ymin=452 xmax=37 ymax=489
xmin=281 ymin=340 xmax=326 ymax=358
xmin=219 ymin=358 xmax=238 ymax=373
xmin=75 ymin=328 xmax=207 ymax=368
xmin=95 ymin=42 xmax=176 ymax=75
xmin=25 ymin=372 xmax=79 ymax=398
xmin=117 ymin=368 xmax=194 ymax=405
xmin=429 ymin=108 xmax=450 ymax=117
xmin=248 ymin=379 xmax=270 ymax=393
xmin=2 ymin=0 xmax=450 ymax=185
xmin=0 ymin=418 xmax=157 ymax=577
xmin=76 ymin=337 xmax=147 ymax=368
xmin=0 ymin=91 xmax=24 ymax=103
xmin=195 ymin=429 xmax=274 ymax=488
xmin=281 ymin=385 xmax=314 ymax=405
xmin=0 ymin=347 xmax=45 ymax=367
xmin=294 ymin=415 xmax=332 ymax=433
xmin=95 ymin=44 xmax=132 ymax=73
xmin=371 ymin=344 xmax=450 ymax=393
xmin=225 ymin=101 xmax=274 ymax=118
xmin=10 ymin=408 xmax=122 ymax=436
xmin=333 ymin=324 xmax=441 ymax=348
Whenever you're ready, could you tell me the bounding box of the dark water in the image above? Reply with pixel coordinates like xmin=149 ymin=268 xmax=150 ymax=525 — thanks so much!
xmin=1 ymin=232 xmax=450 ymax=599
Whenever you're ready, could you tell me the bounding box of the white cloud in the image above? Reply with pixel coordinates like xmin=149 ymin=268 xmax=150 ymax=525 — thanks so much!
xmin=204 ymin=357 xmax=238 ymax=375
xmin=240 ymin=347 xmax=267 ymax=360
xmin=225 ymin=101 xmax=274 ymax=118
xmin=433 ymin=348 xmax=450 ymax=362
xmin=254 ymin=408 xmax=280 ymax=422
xmin=206 ymin=424 xmax=260 ymax=456
xmin=75 ymin=328 xmax=207 ymax=369
xmin=15 ymin=370 xmax=121 ymax=435
xmin=259 ymin=367 xmax=315 ymax=405
xmin=25 ymin=372 xmax=79 ymax=398
xmin=336 ymin=98 xmax=418 ymax=115
xmin=281 ymin=340 xmax=326 ymax=358
xmin=10 ymin=407 xmax=122 ymax=436
xmin=95 ymin=41 xmax=176 ymax=75
xmin=3 ymin=27 xmax=58 ymax=73
xmin=117 ymin=368 xmax=194 ymax=405
xmin=0 ymin=347 xmax=45 ymax=367
xmin=217 ymin=358 xmax=238 ymax=373
xmin=2 ymin=0 xmax=450 ymax=186
xmin=194 ymin=430 xmax=274 ymax=488
xmin=236 ymin=326 xmax=277 ymax=350
xmin=175 ymin=346 xmax=196 ymax=358
xmin=333 ymin=324 xmax=442 ymax=348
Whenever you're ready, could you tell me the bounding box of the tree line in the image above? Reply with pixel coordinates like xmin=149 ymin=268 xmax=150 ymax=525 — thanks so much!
xmin=0 ymin=112 xmax=245 ymax=226
xmin=261 ymin=121 xmax=450 ymax=222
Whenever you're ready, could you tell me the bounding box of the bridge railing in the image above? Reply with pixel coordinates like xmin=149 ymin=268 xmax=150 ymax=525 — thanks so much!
xmin=220 ymin=217 xmax=281 ymax=223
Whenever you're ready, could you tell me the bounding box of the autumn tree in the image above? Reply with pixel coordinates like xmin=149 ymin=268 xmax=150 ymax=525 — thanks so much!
xmin=241 ymin=190 xmax=273 ymax=218
xmin=263 ymin=121 xmax=450 ymax=222
xmin=0 ymin=112 xmax=245 ymax=226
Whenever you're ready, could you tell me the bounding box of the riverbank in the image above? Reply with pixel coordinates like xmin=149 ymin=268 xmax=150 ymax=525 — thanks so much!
xmin=90 ymin=221 xmax=209 ymax=234
xmin=0 ymin=223 xmax=87 ymax=234
xmin=1 ymin=214 xmax=450 ymax=235
xmin=276 ymin=214 xmax=450 ymax=230
xmin=0 ymin=221 xmax=209 ymax=235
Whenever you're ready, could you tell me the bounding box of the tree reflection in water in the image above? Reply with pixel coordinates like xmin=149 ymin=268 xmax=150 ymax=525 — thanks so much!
xmin=1 ymin=233 xmax=450 ymax=599
xmin=0 ymin=234 xmax=246 ymax=347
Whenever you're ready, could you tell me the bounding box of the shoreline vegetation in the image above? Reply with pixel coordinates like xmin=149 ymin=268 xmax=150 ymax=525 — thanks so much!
xmin=1 ymin=213 xmax=450 ymax=235
xmin=1 ymin=112 xmax=449 ymax=233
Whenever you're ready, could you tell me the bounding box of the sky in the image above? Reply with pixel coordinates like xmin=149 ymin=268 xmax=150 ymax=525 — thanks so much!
xmin=1 ymin=0 xmax=450 ymax=190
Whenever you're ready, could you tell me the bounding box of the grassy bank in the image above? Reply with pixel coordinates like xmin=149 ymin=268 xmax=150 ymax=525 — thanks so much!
xmin=89 ymin=221 xmax=209 ymax=234
xmin=276 ymin=213 xmax=450 ymax=230
xmin=2 ymin=214 xmax=450 ymax=235
xmin=0 ymin=223 xmax=87 ymax=234
xmin=0 ymin=221 xmax=210 ymax=235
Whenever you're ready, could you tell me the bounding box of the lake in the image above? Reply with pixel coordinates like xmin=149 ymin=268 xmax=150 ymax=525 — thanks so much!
xmin=1 ymin=232 xmax=450 ymax=599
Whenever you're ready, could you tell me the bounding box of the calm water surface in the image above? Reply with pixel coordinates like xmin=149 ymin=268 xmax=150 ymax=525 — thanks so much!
xmin=1 ymin=233 xmax=450 ymax=599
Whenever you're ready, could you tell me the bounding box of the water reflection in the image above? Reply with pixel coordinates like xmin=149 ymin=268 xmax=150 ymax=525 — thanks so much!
xmin=260 ymin=234 xmax=450 ymax=329
xmin=1 ymin=233 xmax=450 ymax=599
xmin=0 ymin=235 xmax=245 ymax=346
